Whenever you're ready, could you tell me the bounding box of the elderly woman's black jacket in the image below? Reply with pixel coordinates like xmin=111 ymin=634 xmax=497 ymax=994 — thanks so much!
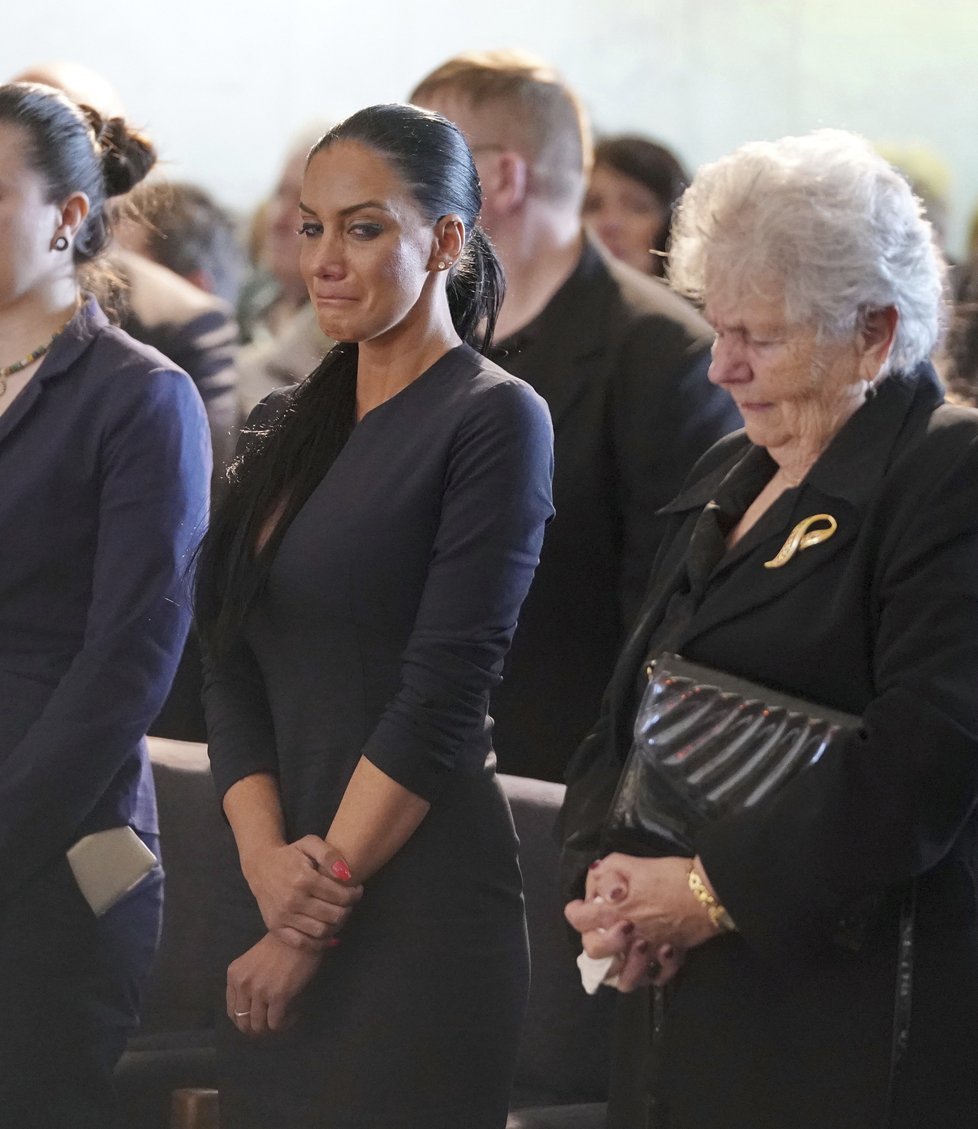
xmin=564 ymin=363 xmax=978 ymax=1129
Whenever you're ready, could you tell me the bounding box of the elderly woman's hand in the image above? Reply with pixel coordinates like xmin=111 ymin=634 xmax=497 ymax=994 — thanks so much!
xmin=590 ymin=854 xmax=723 ymax=949
xmin=565 ymin=854 xmax=724 ymax=991
xmin=565 ymin=895 xmax=686 ymax=990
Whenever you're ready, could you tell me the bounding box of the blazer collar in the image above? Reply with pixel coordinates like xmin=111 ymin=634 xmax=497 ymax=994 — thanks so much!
xmin=804 ymin=363 xmax=943 ymax=506
xmin=509 ymin=237 xmax=617 ymax=360
xmin=646 ymin=362 xmax=943 ymax=650
xmin=491 ymin=238 xmax=621 ymax=424
xmin=0 ymin=296 xmax=103 ymax=445
xmin=660 ymin=362 xmax=942 ymax=519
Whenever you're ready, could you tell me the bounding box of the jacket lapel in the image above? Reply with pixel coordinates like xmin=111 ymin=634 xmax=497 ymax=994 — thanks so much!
xmin=658 ymin=367 xmax=938 ymax=647
xmin=682 ymin=488 xmax=861 ymax=641
xmin=0 ymin=298 xmax=102 ymax=447
xmin=507 ymin=240 xmax=621 ymax=429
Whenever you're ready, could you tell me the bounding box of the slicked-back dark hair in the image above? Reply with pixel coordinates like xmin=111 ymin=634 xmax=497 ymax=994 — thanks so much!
xmin=195 ymin=102 xmax=505 ymax=652
xmin=313 ymin=103 xmax=504 ymax=348
xmin=0 ymin=81 xmax=155 ymax=264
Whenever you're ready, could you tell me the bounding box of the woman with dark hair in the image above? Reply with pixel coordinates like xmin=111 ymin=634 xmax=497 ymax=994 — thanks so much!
xmin=583 ymin=134 xmax=689 ymax=277
xmin=0 ymin=82 xmax=209 ymax=1127
xmin=196 ymin=103 xmax=554 ymax=1129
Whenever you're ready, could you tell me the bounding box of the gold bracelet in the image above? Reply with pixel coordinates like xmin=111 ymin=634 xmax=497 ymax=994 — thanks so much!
xmin=687 ymin=861 xmax=736 ymax=933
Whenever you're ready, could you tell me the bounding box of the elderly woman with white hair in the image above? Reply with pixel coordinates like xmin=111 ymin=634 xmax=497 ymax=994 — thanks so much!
xmin=561 ymin=128 xmax=978 ymax=1129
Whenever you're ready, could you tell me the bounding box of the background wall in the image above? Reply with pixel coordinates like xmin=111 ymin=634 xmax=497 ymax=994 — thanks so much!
xmin=5 ymin=0 xmax=977 ymax=255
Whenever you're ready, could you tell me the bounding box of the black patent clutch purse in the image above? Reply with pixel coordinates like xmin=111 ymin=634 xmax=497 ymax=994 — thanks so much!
xmin=602 ymin=652 xmax=862 ymax=856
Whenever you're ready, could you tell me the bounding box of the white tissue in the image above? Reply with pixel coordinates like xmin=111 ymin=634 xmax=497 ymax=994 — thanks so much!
xmin=576 ymin=951 xmax=620 ymax=994
xmin=576 ymin=894 xmax=621 ymax=993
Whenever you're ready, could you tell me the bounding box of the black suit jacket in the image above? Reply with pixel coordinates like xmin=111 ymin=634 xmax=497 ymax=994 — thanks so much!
xmin=565 ymin=364 xmax=978 ymax=1127
xmin=488 ymin=240 xmax=741 ymax=779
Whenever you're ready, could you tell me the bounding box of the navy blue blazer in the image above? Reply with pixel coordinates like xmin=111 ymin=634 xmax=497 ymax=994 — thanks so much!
xmin=0 ymin=298 xmax=210 ymax=902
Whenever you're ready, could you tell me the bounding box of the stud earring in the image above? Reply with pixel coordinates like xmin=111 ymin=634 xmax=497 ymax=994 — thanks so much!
xmin=437 ymin=261 xmax=448 ymax=271
xmin=53 ymin=235 xmax=69 ymax=252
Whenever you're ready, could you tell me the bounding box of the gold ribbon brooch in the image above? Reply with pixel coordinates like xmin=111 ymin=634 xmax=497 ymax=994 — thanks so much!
xmin=763 ymin=514 xmax=838 ymax=569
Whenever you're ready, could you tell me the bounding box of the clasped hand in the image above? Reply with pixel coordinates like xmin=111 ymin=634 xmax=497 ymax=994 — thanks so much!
xmin=564 ymin=854 xmax=717 ymax=992
xmin=230 ymin=838 xmax=363 ymax=1036
xmin=242 ymin=836 xmax=363 ymax=951
xmin=227 ymin=932 xmax=323 ymax=1036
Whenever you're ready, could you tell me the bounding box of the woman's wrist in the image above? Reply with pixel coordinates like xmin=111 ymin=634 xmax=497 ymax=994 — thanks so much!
xmin=239 ymin=837 xmax=288 ymax=885
xmin=687 ymin=858 xmax=736 ymax=934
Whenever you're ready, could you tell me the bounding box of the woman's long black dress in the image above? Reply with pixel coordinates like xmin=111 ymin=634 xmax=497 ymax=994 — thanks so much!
xmin=205 ymin=345 xmax=554 ymax=1129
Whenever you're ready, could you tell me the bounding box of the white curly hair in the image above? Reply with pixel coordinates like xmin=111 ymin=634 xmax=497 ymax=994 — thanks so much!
xmin=668 ymin=129 xmax=947 ymax=373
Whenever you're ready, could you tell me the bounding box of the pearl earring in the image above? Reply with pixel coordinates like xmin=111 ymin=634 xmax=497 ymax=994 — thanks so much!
xmin=53 ymin=235 xmax=69 ymax=252
xmin=437 ymin=261 xmax=448 ymax=271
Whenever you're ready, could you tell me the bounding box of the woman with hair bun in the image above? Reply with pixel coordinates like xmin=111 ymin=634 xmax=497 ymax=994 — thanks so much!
xmin=0 ymin=82 xmax=210 ymax=1127
xmin=195 ymin=102 xmax=554 ymax=1129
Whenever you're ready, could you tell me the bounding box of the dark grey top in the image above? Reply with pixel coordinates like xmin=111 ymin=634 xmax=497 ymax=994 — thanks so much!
xmin=205 ymin=344 xmax=555 ymax=832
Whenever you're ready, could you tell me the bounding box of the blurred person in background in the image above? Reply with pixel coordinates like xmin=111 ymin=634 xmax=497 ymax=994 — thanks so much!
xmin=119 ymin=180 xmax=246 ymax=308
xmin=938 ymin=251 xmax=978 ymax=406
xmin=583 ymin=134 xmax=689 ymax=278
xmin=411 ymin=51 xmax=740 ymax=782
xmin=236 ymin=127 xmax=334 ymax=413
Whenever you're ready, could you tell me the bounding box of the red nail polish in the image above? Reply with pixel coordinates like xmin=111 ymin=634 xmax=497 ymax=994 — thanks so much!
xmin=622 ymin=921 xmax=635 ymax=934
xmin=661 ymin=944 xmax=674 ymax=959
xmin=636 ymin=939 xmax=649 ymax=953
xmin=608 ymin=885 xmax=625 ymax=902
xmin=325 ymin=937 xmax=341 ymax=948
xmin=330 ymin=860 xmax=352 ymax=881
xmin=588 ymin=860 xmax=601 ymax=870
